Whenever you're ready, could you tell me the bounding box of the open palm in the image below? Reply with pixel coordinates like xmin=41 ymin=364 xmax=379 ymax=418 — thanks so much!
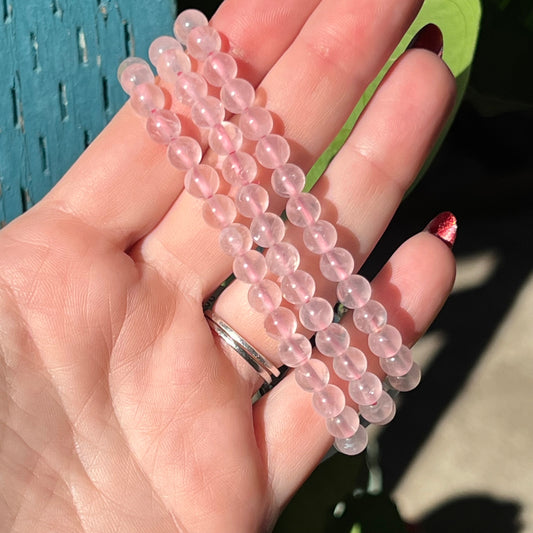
xmin=0 ymin=0 xmax=456 ymax=531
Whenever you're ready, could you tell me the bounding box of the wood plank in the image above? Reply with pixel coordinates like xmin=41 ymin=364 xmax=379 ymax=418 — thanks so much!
xmin=0 ymin=0 xmax=177 ymax=224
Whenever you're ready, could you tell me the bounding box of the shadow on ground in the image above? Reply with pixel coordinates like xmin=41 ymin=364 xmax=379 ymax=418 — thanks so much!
xmin=363 ymin=104 xmax=533 ymax=496
xmin=421 ymin=494 xmax=523 ymax=533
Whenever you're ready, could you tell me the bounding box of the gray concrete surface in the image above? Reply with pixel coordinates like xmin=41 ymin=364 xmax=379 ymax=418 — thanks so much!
xmin=393 ymin=254 xmax=533 ymax=532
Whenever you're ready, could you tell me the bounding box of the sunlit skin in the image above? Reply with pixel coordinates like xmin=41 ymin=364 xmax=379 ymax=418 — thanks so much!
xmin=0 ymin=0 xmax=456 ymax=531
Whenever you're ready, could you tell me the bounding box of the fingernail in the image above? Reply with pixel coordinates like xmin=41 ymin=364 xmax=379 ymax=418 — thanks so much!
xmin=424 ymin=211 xmax=457 ymax=249
xmin=407 ymin=23 xmax=444 ymax=57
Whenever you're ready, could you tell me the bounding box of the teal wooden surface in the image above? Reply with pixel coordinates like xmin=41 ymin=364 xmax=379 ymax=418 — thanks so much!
xmin=0 ymin=0 xmax=177 ymax=225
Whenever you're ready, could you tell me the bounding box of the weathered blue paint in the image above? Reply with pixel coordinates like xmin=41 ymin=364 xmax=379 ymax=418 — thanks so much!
xmin=0 ymin=0 xmax=177 ymax=225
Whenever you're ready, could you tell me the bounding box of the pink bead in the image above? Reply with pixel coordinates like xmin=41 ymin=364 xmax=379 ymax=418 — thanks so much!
xmin=233 ymin=250 xmax=267 ymax=284
xmin=173 ymin=9 xmax=208 ymax=45
xmin=303 ymin=220 xmax=337 ymax=254
xmin=294 ymin=359 xmax=330 ymax=392
xmin=315 ymin=323 xmax=350 ymax=357
xmin=187 ymin=25 xmax=221 ymax=61
xmin=271 ymin=164 xmax=306 ymax=198
xmin=156 ymin=48 xmax=191 ymax=84
xmin=299 ymin=297 xmax=333 ymax=332
xmin=146 ymin=109 xmax=182 ymax=144
xmin=118 ymin=58 xmax=154 ymax=95
xmin=353 ymin=300 xmax=387 ymax=334
xmin=208 ymin=122 xmax=243 ymax=155
xmin=278 ymin=334 xmax=312 ymax=367
xmin=375 ymin=400 xmax=396 ymax=425
xmin=239 ymin=106 xmax=273 ymax=141
xmin=220 ymin=78 xmax=255 ymax=114
xmin=337 ymin=275 xmax=371 ymax=309
xmin=149 ymin=36 xmax=181 ymax=66
xmin=388 ymin=362 xmax=421 ymax=392
xmin=368 ymin=324 xmax=402 ymax=358
xmin=202 ymin=194 xmax=236 ymax=229
xmin=118 ymin=57 xmax=149 ymax=80
xmin=191 ymin=96 xmax=224 ymax=128
xmin=264 ymin=307 xmax=297 ymax=339
xmin=235 ymin=184 xmax=268 ymax=217
xmin=255 ymin=134 xmax=290 ymax=169
xmin=167 ymin=136 xmax=202 ymax=170
xmin=334 ymin=425 xmax=368 ymax=456
xmin=130 ymin=83 xmax=165 ymax=117
xmin=248 ymin=280 xmax=282 ymax=314
xmin=174 ymin=72 xmax=208 ymax=106
xmin=333 ymin=347 xmax=367 ymax=381
xmin=349 ymin=372 xmax=383 ymax=406
xmin=312 ymin=384 xmax=345 ymax=418
xmin=359 ymin=391 xmax=396 ymax=425
xmin=219 ymin=223 xmax=252 ymax=257
xmin=281 ymin=270 xmax=315 ymax=305
xmin=184 ymin=164 xmax=219 ymax=199
xmin=286 ymin=192 xmax=321 ymax=227
xmin=250 ymin=213 xmax=286 ymax=247
xmin=379 ymin=345 xmax=413 ymax=377
xmin=326 ymin=406 xmax=360 ymax=439
xmin=265 ymin=243 xmax=300 ymax=276
xmin=320 ymin=248 xmax=354 ymax=282
xmin=222 ymin=152 xmax=258 ymax=187
xmin=203 ymin=52 xmax=238 ymax=87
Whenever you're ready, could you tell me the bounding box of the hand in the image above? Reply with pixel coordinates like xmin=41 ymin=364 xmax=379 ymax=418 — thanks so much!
xmin=0 ymin=0 xmax=456 ymax=531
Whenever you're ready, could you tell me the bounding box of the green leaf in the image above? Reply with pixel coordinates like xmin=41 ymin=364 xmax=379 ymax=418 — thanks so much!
xmin=340 ymin=493 xmax=408 ymax=533
xmin=306 ymin=0 xmax=482 ymax=192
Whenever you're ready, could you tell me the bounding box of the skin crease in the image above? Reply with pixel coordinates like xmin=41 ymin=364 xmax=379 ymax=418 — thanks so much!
xmin=0 ymin=0 xmax=456 ymax=532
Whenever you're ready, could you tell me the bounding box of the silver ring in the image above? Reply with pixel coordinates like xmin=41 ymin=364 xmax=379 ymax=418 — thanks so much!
xmin=205 ymin=310 xmax=280 ymax=384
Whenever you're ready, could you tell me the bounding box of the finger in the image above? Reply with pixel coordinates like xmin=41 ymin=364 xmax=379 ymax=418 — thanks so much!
xmin=210 ymin=46 xmax=455 ymax=391
xmin=140 ymin=0 xmax=425 ymax=294
xmin=258 ymin=230 xmax=456 ymax=509
xmin=35 ymin=0 xmax=320 ymax=250
xmin=211 ymin=0 xmax=322 ymax=84
xmin=316 ymin=49 xmax=456 ymax=265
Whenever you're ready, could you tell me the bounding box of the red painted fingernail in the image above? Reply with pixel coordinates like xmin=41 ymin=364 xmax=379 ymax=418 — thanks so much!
xmin=424 ymin=211 xmax=457 ymax=249
xmin=407 ymin=23 xmax=444 ymax=58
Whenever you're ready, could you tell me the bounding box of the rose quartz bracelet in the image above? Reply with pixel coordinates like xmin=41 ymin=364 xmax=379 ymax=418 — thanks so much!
xmin=118 ymin=9 xmax=421 ymax=456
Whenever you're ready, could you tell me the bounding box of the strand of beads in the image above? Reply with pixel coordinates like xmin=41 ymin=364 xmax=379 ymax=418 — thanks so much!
xmin=121 ymin=16 xmax=245 ymax=230
xmin=174 ymin=14 xmax=376 ymax=452
xmin=173 ymin=10 xmax=395 ymax=455
xmin=167 ymin=10 xmax=365 ymax=449
xmin=219 ymin=78 xmax=423 ymax=453
xmin=118 ymin=57 xmax=183 ymax=144
xmin=118 ymin=34 xmax=227 ymax=222
xmin=347 ymin=298 xmax=422 ymax=392
xmin=118 ymin=9 xmax=422 ymax=456
xmin=269 ymin=158 xmax=424 ymax=453
xmin=184 ymin=15 xmax=425 ymax=446
xmin=272 ymin=173 xmax=427 ymax=453
xmin=153 ymin=13 xmax=263 ymax=229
